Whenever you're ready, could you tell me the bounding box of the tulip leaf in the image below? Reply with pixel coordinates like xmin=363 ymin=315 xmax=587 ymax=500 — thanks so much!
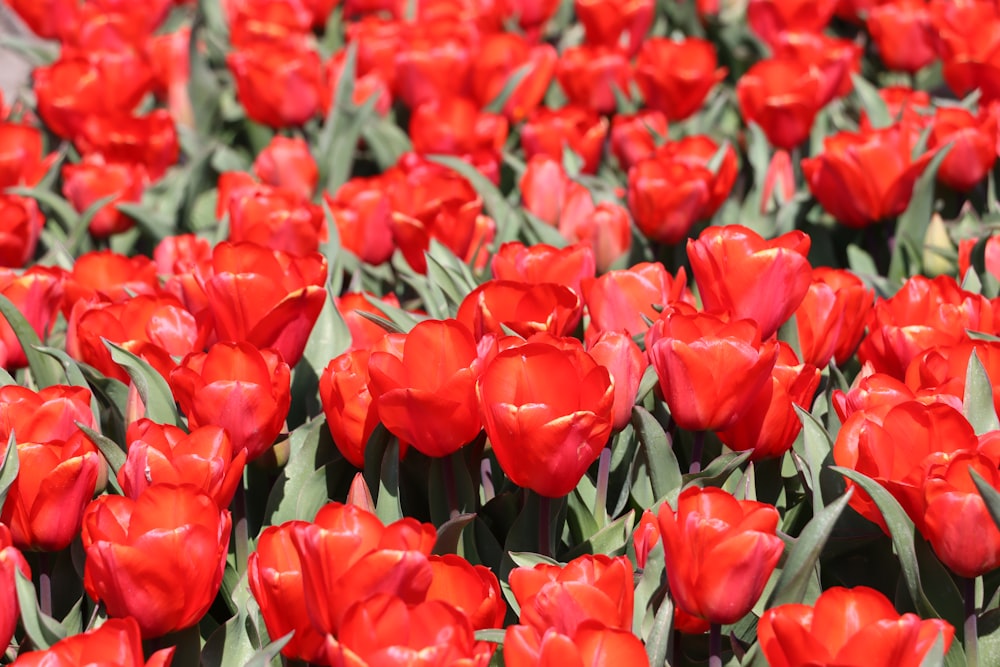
xmin=428 ymin=154 xmax=524 ymax=245
xmin=767 ymin=489 xmax=852 ymax=607
xmin=474 ymin=629 xmax=506 ymax=644
xmin=964 ymin=350 xmax=999 ymax=435
xmin=522 ymin=211 xmax=569 ymax=248
xmin=919 ymin=631 xmax=947 ymax=667
xmin=361 ymin=117 xmax=412 ymax=170
xmin=432 ymin=513 xmax=477 ymax=555
xmin=35 ymin=346 xmax=102 ymax=418
xmin=508 ymin=551 xmax=561 ymax=569
xmin=200 ymin=603 xmax=264 ymax=667
xmin=15 ymin=568 xmax=66 ymax=650
xmin=104 ymin=341 xmax=181 ymax=426
xmin=683 ymin=450 xmax=752 ymax=488
xmin=0 ymin=294 xmax=61 ymax=389
xmin=631 ymin=406 xmax=682 ymax=501
xmin=0 ymin=433 xmax=18 ymax=508
xmin=7 ymin=186 xmax=81 ymax=235
xmin=971 ymin=468 xmax=1000 ymax=533
xmin=562 ymin=510 xmax=634 ymax=560
xmin=834 ymin=467 xmax=942 ymax=619
xmin=645 ymin=591 xmax=675 ymax=667
xmin=793 ymin=404 xmax=835 ymax=517
xmin=851 ymin=72 xmax=892 ymax=129
xmin=245 ymin=632 xmax=294 ymax=667
xmin=361 ymin=293 xmax=423 ymax=333
xmin=376 ymin=437 xmax=403 ymax=524
xmin=890 ymin=144 xmax=953 ymax=283
xmin=76 ymin=423 xmax=125 ymax=495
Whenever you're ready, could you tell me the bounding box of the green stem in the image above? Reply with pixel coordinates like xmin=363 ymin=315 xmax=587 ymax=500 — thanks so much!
xmin=594 ymin=447 xmax=611 ymax=528
xmin=709 ymin=623 xmax=722 ymax=667
xmin=689 ymin=431 xmax=706 ymax=474
xmin=538 ymin=494 xmax=552 ymax=558
xmin=442 ymin=452 xmax=459 ymax=520
xmin=967 ymin=577 xmax=979 ymax=667
xmin=38 ymin=552 xmax=51 ymax=618
xmin=233 ymin=476 xmax=249 ymax=577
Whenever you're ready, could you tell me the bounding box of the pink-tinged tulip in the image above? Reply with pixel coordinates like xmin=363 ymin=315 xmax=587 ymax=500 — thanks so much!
xmin=505 ymin=624 xmax=649 ymax=667
xmin=367 ymin=319 xmax=483 ymax=457
xmin=0 ymin=266 xmax=64 ymax=371
xmin=759 ymin=586 xmax=953 ymax=667
xmin=646 ymin=307 xmax=779 ymax=432
xmin=587 ymin=331 xmax=648 ymax=430
xmin=203 ymin=241 xmax=327 ymax=367
xmin=12 ymin=617 xmax=175 ymax=667
xmin=584 ymin=262 xmax=694 ymax=341
xmin=119 ymin=420 xmax=246 ymax=509
xmin=170 ymin=342 xmax=291 ymax=462
xmin=687 ymin=225 xmax=812 ymax=339
xmin=478 ymin=338 xmax=614 ymax=497
xmin=82 ymin=485 xmax=231 ymax=638
xmin=0 ymin=524 xmax=28 ymax=655
xmin=560 ymin=201 xmax=633 ymax=274
xmin=658 ymin=486 xmax=783 ymax=624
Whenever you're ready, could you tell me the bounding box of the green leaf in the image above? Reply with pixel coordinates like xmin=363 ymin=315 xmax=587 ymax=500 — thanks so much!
xmin=964 ymin=350 xmax=1000 ymax=435
xmin=76 ymin=423 xmax=125 ymax=494
xmin=793 ymin=404 xmax=835 ymax=517
xmin=919 ymin=630 xmax=947 ymax=667
xmin=682 ymin=450 xmax=753 ymax=488
xmin=835 ymin=467 xmax=942 ymax=618
xmin=972 ymin=468 xmax=1000 ymax=533
xmin=889 ymin=145 xmax=953 ymax=282
xmin=261 ymin=418 xmax=333 ymax=528
xmin=200 ymin=602 xmax=263 ymax=667
xmin=0 ymin=294 xmax=61 ymax=388
xmin=433 ymin=513 xmax=477 ymax=555
xmin=767 ymin=490 xmax=852 ymax=607
xmin=104 ymin=341 xmax=180 ymax=425
xmin=562 ymin=510 xmax=635 ymax=560
xmin=508 ymin=551 xmax=561 ymax=569
xmin=0 ymin=433 xmax=18 ymax=508
xmin=375 ymin=437 xmax=402 ymax=524
xmin=361 ymin=293 xmax=423 ymax=333
xmin=245 ymin=632 xmax=294 ymax=667
xmin=16 ymin=568 xmax=65 ymax=650
xmin=631 ymin=406 xmax=682 ymax=501
xmin=474 ymin=629 xmax=506 ymax=644
xmin=851 ymin=72 xmax=892 ymax=129
xmin=645 ymin=592 xmax=674 ymax=667
xmin=360 ymin=117 xmax=412 ymax=170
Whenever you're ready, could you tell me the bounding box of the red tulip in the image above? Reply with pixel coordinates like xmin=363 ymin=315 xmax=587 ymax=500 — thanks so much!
xmin=147 ymin=29 xmax=193 ymax=127
xmin=11 ymin=617 xmax=174 ymax=667
xmin=747 ymin=0 xmax=839 ymax=49
xmin=928 ymin=106 xmax=998 ymax=192
xmin=227 ymin=41 xmax=324 ymax=127
xmin=771 ymin=32 xmax=861 ymax=104
xmin=324 ymin=177 xmax=397 ymax=266
xmin=0 ymin=524 xmax=27 ymax=655
xmin=802 ymin=122 xmax=932 ymax=229
xmin=759 ymin=586 xmax=953 ymax=667
xmin=635 ymin=37 xmax=726 ymax=121
xmin=252 ymin=136 xmax=319 ymax=201
xmin=335 ymin=291 xmax=403 ymax=352
xmin=426 ymin=554 xmax=505 ymax=631
xmin=367 ymin=319 xmax=483 ymax=457
xmin=575 ymin=0 xmax=653 ymax=57
xmin=320 ymin=349 xmax=381 ymax=468
xmin=61 ymin=158 xmax=146 ymax=239
xmin=478 ymin=337 xmax=614 ymax=497
xmin=490 ymin=242 xmax=596 ymax=297
xmin=587 ymin=331 xmax=647 ymax=430
xmin=868 ymin=0 xmax=939 ymax=73
xmin=225 ymin=182 xmax=327 ymax=256
xmin=504 ymin=624 xmax=648 ymax=667
xmin=646 ymin=307 xmax=779 ymax=432
xmin=170 ymin=342 xmax=291 ymax=461
xmin=61 ymin=250 xmax=161 ymax=313
xmin=610 ymin=110 xmax=669 ymax=171
xmin=583 ymin=262 xmax=694 ymax=341
xmin=648 ymin=134 xmax=739 ymax=222
xmin=555 ymin=45 xmax=633 ymax=115
xmin=0 ymin=196 xmax=43 ymax=268
xmin=82 ymin=484 xmax=231 ymax=638
xmin=688 ymin=225 xmax=812 ymax=339
xmin=736 ymin=58 xmax=827 ymax=150
xmin=794 ymin=268 xmax=875 ymax=368
xmin=203 ymin=241 xmax=327 ymax=367
xmin=119 ymin=420 xmax=247 ymax=509
xmin=905 ymin=341 xmax=1000 ymax=417
xmin=5 ymin=0 xmax=79 ymax=40
xmin=934 ymin=1 xmax=1000 ymax=104
xmin=521 ymin=106 xmax=609 ymax=175
xmin=657 ymin=486 xmax=783 ymax=624
xmin=457 ymin=280 xmax=584 ymax=340
xmin=560 ymin=201 xmax=633 ymax=274
xmin=0 ymin=266 xmax=64 ymax=371
xmin=470 ymin=33 xmax=557 ymax=122
xmin=499 ymin=0 xmax=561 ymax=39
xmin=75 ymin=110 xmax=179 ymax=181
xmin=393 ymin=19 xmax=475 ymax=109
xmin=409 ymin=97 xmax=508 ymax=179
xmin=0 ymin=122 xmax=59 ymax=190
xmin=628 ymin=157 xmax=712 ymax=245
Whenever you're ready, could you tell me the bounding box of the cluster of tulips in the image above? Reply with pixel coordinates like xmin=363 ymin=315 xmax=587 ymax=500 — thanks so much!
xmin=5 ymin=0 xmax=1000 ymax=665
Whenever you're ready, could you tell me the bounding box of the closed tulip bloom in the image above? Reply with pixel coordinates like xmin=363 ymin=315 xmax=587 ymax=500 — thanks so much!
xmin=204 ymin=241 xmax=327 ymax=367
xmin=576 ymin=0 xmax=652 ymax=56
xmin=794 ymin=268 xmax=875 ymax=368
xmin=319 ymin=350 xmax=380 ymax=469
xmin=584 ymin=262 xmax=694 ymax=341
xmin=170 ymin=342 xmax=291 ymax=462
xmin=658 ymin=486 xmax=783 ymax=625
xmin=248 ymin=521 xmax=327 ymax=663
xmin=252 ymin=136 xmax=319 ymax=201
xmin=628 ymin=157 xmax=712 ymax=245
xmin=227 ymin=41 xmax=323 ymax=128
xmin=610 ymin=110 xmax=669 ymax=170
xmin=747 ymin=0 xmax=839 ymax=48
xmin=0 ymin=524 xmax=28 ymax=655
xmin=688 ymin=225 xmax=812 ymax=339
xmin=367 ymin=319 xmax=483 ymax=458
xmin=646 ymin=308 xmax=779 ymax=432
xmin=717 ymin=342 xmax=821 ymax=460
xmin=61 ymin=158 xmax=146 ymax=239
xmin=490 ymin=242 xmax=596 ymax=297
xmin=426 ymin=554 xmax=505 ymax=631
xmin=0 ymin=266 xmax=64 ymax=371
xmin=759 ymin=586 xmax=953 ymax=667
xmin=587 ymin=331 xmax=647 ymax=430
xmin=521 ymin=106 xmax=609 ymax=175
xmin=771 ymin=32 xmax=861 ymax=105
xmin=505 ymin=624 xmax=649 ymax=667
xmin=560 ymin=201 xmax=633 ymax=274
xmin=75 ymin=111 xmax=179 ymax=181
xmin=802 ymin=122 xmax=932 ymax=229
xmin=393 ymin=20 xmax=474 ymax=109
xmin=635 ymin=37 xmax=727 ymax=121
xmin=12 ymin=617 xmax=175 ymax=667
xmin=118 ymin=420 xmax=246 ymax=509
xmin=323 ymin=177 xmax=396 ymax=266
xmin=905 ymin=341 xmax=1000 ymax=417
xmin=225 ymin=183 xmax=327 ymax=256
xmin=82 ymin=485 xmax=231 ymax=638
xmin=555 ymin=45 xmax=633 ymax=115
xmin=457 ymin=280 xmax=584 ymax=340
xmin=0 ymin=196 xmax=43 ymax=268
xmin=470 ymin=33 xmax=556 ymax=122
xmin=868 ymin=0 xmax=939 ymax=73
xmin=928 ymin=106 xmax=999 ymax=192
xmin=478 ymin=338 xmax=614 ymax=497
xmin=736 ymin=58 xmax=826 ymax=150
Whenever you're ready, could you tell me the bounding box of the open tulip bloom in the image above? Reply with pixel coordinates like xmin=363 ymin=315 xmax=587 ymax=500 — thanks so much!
xmin=5 ymin=0 xmax=1000 ymax=665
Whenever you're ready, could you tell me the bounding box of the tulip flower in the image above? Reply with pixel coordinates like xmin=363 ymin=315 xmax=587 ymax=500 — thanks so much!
xmin=747 ymin=0 xmax=839 ymax=49
xmin=794 ymin=268 xmax=875 ymax=368
xmin=736 ymin=58 xmax=827 ymax=150
xmin=627 ymin=157 xmax=712 ymax=245
xmin=905 ymin=341 xmax=1000 ymax=417
xmin=61 ymin=157 xmax=146 ymax=238
xmin=935 ymin=1 xmax=1000 ymax=103
xmin=610 ymin=110 xmax=669 ymax=170
xmin=759 ymin=586 xmax=953 ymax=667
xmin=426 ymin=554 xmax=505 ymax=631
xmin=5 ymin=0 xmax=79 ymax=41
xmin=587 ymin=331 xmax=648 ymax=431
xmin=521 ymin=106 xmax=609 ymax=175
xmin=367 ymin=319 xmax=484 ymax=458
xmin=82 ymin=484 xmax=231 ymax=638
xmin=505 ymin=624 xmax=649 ymax=667
xmin=576 ymin=0 xmax=653 ymax=56
xmin=927 ymin=106 xmax=998 ymax=192
xmin=248 ymin=521 xmax=327 ymax=663
xmin=251 ymin=136 xmax=319 ymax=201
xmin=61 ymin=250 xmax=161 ymax=311
xmin=634 ymin=37 xmax=727 ymax=121
xmin=457 ymin=280 xmax=584 ymax=340
xmin=320 ymin=349 xmax=381 ymax=469
xmin=802 ymin=122 xmax=933 ymax=229
xmin=770 ymin=32 xmax=860 ymax=104
xmin=658 ymin=486 xmax=783 ymax=624
xmin=227 ymin=41 xmax=324 ymax=128
xmin=75 ymin=110 xmax=179 ymax=181
xmin=867 ymin=0 xmax=939 ymax=73
xmin=11 ymin=617 xmax=175 ymax=667
xmin=170 ymin=342 xmax=291 ymax=462
xmin=646 ymin=307 xmax=779 ymax=432
xmin=478 ymin=337 xmax=614 ymax=497
xmin=687 ymin=225 xmax=812 ymax=339
xmin=0 ymin=122 xmax=59 ymax=190
xmin=203 ymin=241 xmax=327 ymax=367
xmin=470 ymin=33 xmax=556 ymax=122
xmin=0 ymin=266 xmax=64 ymax=371
xmin=559 ymin=201 xmax=633 ymax=274
xmin=323 ymin=177 xmax=397 ymax=266
xmin=584 ymin=262 xmax=693 ymax=341
xmin=555 ymin=45 xmax=633 ymax=115
xmin=490 ymin=242 xmax=596 ymax=297
xmin=393 ymin=20 xmax=475 ymax=109
xmin=0 ymin=196 xmax=43 ymax=268
xmin=0 ymin=524 xmax=28 ymax=655
xmin=224 ymin=182 xmax=327 ymax=256
xmin=118 ymin=420 xmax=247 ymax=509
xmin=335 ymin=291 xmax=402 ymax=352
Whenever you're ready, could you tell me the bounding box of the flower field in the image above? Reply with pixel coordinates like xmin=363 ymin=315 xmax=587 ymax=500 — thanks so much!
xmin=1 ymin=0 xmax=1000 ymax=665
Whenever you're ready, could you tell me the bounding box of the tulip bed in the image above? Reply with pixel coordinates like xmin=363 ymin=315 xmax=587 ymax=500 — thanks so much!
xmin=4 ymin=0 xmax=1000 ymax=665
